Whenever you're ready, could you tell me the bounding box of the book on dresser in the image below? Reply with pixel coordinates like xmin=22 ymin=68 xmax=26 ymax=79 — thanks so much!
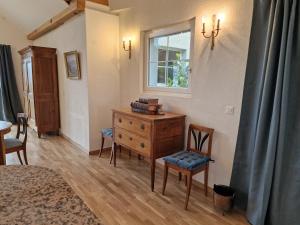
xmin=130 ymin=98 xmax=162 ymax=115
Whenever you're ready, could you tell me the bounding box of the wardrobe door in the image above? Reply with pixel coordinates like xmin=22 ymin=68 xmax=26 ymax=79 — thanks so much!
xmin=22 ymin=60 xmax=29 ymax=115
xmin=33 ymin=50 xmax=59 ymax=135
xmin=22 ymin=57 xmax=36 ymax=130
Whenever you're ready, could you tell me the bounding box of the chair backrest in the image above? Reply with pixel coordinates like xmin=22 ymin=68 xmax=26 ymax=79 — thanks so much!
xmin=16 ymin=113 xmax=28 ymax=145
xmin=187 ymin=124 xmax=214 ymax=157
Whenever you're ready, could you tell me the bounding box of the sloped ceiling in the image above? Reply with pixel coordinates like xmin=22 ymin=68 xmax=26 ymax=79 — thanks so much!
xmin=109 ymin=0 xmax=136 ymax=11
xmin=0 ymin=0 xmax=135 ymax=35
xmin=0 ymin=0 xmax=67 ymax=33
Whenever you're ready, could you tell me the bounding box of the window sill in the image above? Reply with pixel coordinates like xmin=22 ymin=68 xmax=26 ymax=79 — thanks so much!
xmin=143 ymin=90 xmax=192 ymax=99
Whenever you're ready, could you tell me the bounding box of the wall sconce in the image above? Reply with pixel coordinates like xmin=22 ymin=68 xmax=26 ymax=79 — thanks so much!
xmin=122 ymin=37 xmax=132 ymax=59
xmin=202 ymin=14 xmax=224 ymax=50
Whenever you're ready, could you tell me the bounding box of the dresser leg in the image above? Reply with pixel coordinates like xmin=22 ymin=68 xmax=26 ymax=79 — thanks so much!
xmin=151 ymin=159 xmax=156 ymax=192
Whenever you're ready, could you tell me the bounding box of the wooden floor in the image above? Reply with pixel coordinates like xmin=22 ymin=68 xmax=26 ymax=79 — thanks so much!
xmin=6 ymin=128 xmax=248 ymax=225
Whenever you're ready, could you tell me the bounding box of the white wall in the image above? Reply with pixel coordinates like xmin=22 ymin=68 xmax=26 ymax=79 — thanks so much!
xmin=0 ymin=17 xmax=30 ymax=102
xmin=33 ymin=8 xmax=120 ymax=152
xmin=118 ymin=0 xmax=253 ymax=186
xmin=33 ymin=14 xmax=90 ymax=151
xmin=85 ymin=8 xmax=120 ymax=150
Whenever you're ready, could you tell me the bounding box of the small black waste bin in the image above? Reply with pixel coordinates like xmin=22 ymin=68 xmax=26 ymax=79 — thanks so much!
xmin=213 ymin=185 xmax=235 ymax=213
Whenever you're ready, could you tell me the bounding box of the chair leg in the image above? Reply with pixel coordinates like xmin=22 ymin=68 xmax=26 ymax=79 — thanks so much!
xmin=17 ymin=151 xmax=23 ymax=165
xmin=179 ymin=172 xmax=182 ymax=181
xmin=204 ymin=164 xmax=209 ymax=196
xmin=185 ymin=172 xmax=193 ymax=210
xmin=23 ymin=148 xmax=28 ymax=165
xmin=184 ymin=175 xmax=188 ymax=186
xmin=162 ymin=163 xmax=169 ymax=195
xmin=109 ymin=144 xmax=114 ymax=165
xmin=111 ymin=143 xmax=117 ymax=167
xmin=99 ymin=136 xmax=105 ymax=158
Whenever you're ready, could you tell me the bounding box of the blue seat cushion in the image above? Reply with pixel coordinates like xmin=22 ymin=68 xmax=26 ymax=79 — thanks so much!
xmin=101 ymin=128 xmax=113 ymax=137
xmin=4 ymin=138 xmax=23 ymax=149
xmin=163 ymin=151 xmax=210 ymax=170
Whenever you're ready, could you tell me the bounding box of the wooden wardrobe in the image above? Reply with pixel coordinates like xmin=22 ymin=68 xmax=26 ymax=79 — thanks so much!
xmin=19 ymin=46 xmax=60 ymax=138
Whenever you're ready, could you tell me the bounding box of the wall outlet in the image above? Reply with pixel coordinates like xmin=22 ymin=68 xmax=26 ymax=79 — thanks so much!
xmin=225 ymin=105 xmax=235 ymax=115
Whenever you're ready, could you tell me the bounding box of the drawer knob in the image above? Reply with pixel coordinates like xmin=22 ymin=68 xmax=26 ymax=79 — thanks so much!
xmin=129 ymin=121 xmax=133 ymax=125
xmin=140 ymin=124 xmax=145 ymax=130
xmin=118 ymin=118 xmax=122 ymax=123
xmin=129 ymin=137 xmax=133 ymax=141
xmin=118 ymin=134 xmax=122 ymax=139
xmin=140 ymin=143 xmax=145 ymax=148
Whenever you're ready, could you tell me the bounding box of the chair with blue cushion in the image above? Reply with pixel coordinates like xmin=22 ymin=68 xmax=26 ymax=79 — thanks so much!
xmin=4 ymin=113 xmax=29 ymax=165
xmin=98 ymin=128 xmax=113 ymax=158
xmin=162 ymin=124 xmax=214 ymax=210
xmin=99 ymin=128 xmax=135 ymax=165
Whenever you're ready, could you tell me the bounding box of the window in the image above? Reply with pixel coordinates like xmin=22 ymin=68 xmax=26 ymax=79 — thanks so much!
xmin=144 ymin=21 xmax=193 ymax=93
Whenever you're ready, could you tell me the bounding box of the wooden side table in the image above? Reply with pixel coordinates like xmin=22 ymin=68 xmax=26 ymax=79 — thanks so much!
xmin=0 ymin=121 xmax=12 ymax=165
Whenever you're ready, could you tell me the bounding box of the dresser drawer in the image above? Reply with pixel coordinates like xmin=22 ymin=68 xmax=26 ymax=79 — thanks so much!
xmin=114 ymin=113 xmax=151 ymax=138
xmin=155 ymin=118 xmax=185 ymax=139
xmin=115 ymin=128 xmax=151 ymax=157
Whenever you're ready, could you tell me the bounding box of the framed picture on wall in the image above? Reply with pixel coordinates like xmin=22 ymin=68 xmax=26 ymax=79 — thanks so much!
xmin=64 ymin=51 xmax=81 ymax=79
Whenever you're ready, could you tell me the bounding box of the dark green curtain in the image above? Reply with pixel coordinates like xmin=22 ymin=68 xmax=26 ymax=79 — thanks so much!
xmin=230 ymin=0 xmax=300 ymax=225
xmin=0 ymin=45 xmax=23 ymax=123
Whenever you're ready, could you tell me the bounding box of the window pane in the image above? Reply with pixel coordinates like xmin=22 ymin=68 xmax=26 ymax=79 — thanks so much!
xmin=149 ymin=36 xmax=168 ymax=61
xmin=168 ymin=50 xmax=181 ymax=61
xmin=158 ymin=49 xmax=167 ymax=61
xmin=168 ymin=31 xmax=191 ymax=60
xmin=147 ymin=29 xmax=191 ymax=90
xmin=148 ymin=62 xmax=158 ymax=87
xmin=167 ymin=67 xmax=174 ymax=87
xmin=165 ymin=61 xmax=189 ymax=88
xmin=158 ymin=67 xmax=166 ymax=84
xmin=176 ymin=61 xmax=189 ymax=88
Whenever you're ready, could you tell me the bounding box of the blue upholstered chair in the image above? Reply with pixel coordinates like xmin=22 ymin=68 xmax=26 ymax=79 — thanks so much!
xmin=4 ymin=113 xmax=29 ymax=165
xmin=98 ymin=128 xmax=113 ymax=158
xmin=162 ymin=124 xmax=214 ymax=210
xmin=99 ymin=128 xmax=132 ymax=165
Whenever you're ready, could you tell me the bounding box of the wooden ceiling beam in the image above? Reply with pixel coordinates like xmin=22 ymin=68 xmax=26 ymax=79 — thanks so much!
xmin=87 ymin=0 xmax=109 ymax=6
xmin=63 ymin=0 xmax=108 ymax=6
xmin=27 ymin=0 xmax=85 ymax=40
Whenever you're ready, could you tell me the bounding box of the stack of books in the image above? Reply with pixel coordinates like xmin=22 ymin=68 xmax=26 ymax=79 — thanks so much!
xmin=131 ymin=98 xmax=162 ymax=115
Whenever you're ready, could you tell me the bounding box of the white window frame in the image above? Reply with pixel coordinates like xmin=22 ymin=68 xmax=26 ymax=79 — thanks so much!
xmin=143 ymin=19 xmax=195 ymax=94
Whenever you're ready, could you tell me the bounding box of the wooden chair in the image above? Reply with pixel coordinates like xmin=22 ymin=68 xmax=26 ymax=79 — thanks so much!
xmin=98 ymin=128 xmax=114 ymax=158
xmin=98 ymin=128 xmax=131 ymax=165
xmin=4 ymin=113 xmax=29 ymax=165
xmin=162 ymin=124 xmax=214 ymax=210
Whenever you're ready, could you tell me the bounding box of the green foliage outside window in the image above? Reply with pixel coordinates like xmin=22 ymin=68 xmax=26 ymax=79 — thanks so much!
xmin=165 ymin=52 xmax=188 ymax=88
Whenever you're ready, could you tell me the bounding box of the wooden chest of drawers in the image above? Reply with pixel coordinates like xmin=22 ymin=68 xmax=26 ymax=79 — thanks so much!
xmin=112 ymin=108 xmax=186 ymax=191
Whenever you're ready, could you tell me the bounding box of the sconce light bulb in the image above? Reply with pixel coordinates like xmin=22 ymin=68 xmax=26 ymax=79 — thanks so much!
xmin=201 ymin=16 xmax=207 ymax=24
xmin=123 ymin=37 xmax=131 ymax=42
xmin=217 ymin=13 xmax=225 ymax=22
xmin=122 ymin=37 xmax=132 ymax=59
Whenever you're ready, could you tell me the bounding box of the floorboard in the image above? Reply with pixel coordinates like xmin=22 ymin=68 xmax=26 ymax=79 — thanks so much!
xmin=5 ymin=128 xmax=248 ymax=225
